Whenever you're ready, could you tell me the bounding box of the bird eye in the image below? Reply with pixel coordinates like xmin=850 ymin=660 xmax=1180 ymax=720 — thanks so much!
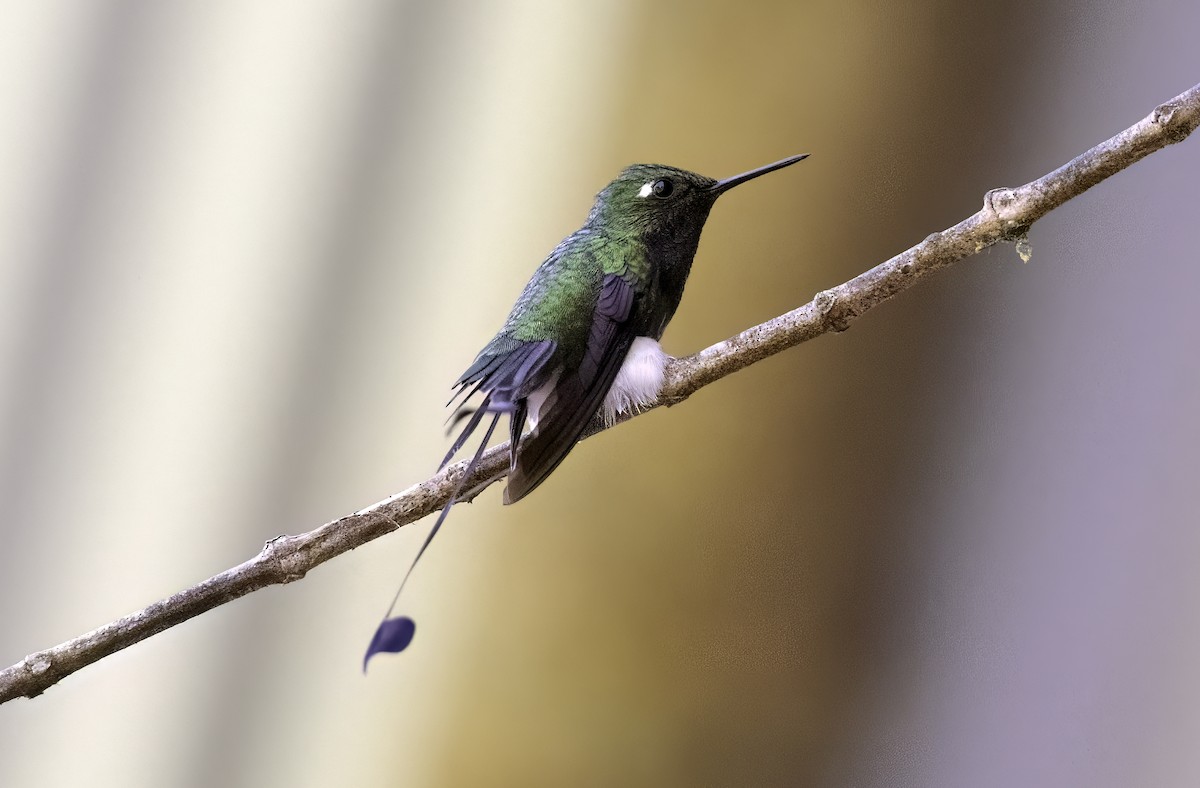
xmin=651 ymin=179 xmax=673 ymax=198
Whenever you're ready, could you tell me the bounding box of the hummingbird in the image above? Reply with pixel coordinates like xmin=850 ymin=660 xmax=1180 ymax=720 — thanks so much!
xmin=364 ymin=153 xmax=808 ymax=669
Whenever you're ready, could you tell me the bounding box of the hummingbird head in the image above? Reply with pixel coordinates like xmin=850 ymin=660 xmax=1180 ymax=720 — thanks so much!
xmin=584 ymin=154 xmax=809 ymax=247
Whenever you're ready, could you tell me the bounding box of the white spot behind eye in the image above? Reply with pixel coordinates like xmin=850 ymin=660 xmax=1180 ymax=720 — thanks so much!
xmin=638 ymin=182 xmax=653 ymax=198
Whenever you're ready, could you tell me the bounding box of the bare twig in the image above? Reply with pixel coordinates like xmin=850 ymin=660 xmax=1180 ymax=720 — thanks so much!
xmin=3 ymin=82 xmax=1197 ymax=704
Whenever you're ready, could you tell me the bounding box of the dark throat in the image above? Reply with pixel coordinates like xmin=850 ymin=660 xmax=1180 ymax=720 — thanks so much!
xmin=641 ymin=212 xmax=710 ymax=338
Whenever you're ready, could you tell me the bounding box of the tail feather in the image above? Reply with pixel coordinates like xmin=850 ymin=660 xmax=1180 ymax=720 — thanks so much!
xmin=440 ymin=396 xmax=490 ymax=470
xmin=364 ymin=337 xmax=557 ymax=669
xmin=445 ymin=377 xmax=485 ymax=410
xmin=364 ymin=407 xmax=502 ymax=671
xmin=507 ymin=400 xmax=528 ymax=474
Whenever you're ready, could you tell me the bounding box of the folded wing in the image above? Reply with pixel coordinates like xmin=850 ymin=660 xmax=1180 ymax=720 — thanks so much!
xmin=504 ymin=272 xmax=636 ymax=503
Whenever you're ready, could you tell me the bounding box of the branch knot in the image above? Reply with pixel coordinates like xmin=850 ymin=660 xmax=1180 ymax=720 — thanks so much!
xmin=1152 ymin=101 xmax=1194 ymax=143
xmin=27 ymin=654 xmax=52 ymax=676
xmin=1152 ymin=102 xmax=1176 ymax=127
xmin=262 ymin=535 xmax=309 ymax=583
xmin=983 ymin=187 xmax=1034 ymax=241
xmin=983 ymin=187 xmax=1024 ymax=228
xmin=814 ymin=289 xmax=852 ymax=333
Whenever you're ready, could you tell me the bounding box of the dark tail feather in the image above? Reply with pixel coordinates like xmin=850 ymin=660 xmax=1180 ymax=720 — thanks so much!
xmin=445 ymin=404 xmax=478 ymax=435
xmin=364 ymin=409 xmax=502 ymax=672
xmin=445 ymin=378 xmax=484 ymax=411
xmin=508 ymin=400 xmax=527 ymax=474
xmin=440 ymin=394 xmax=492 ymax=470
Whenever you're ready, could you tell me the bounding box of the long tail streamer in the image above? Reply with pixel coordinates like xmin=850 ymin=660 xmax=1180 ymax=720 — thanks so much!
xmin=362 ymin=404 xmax=502 ymax=671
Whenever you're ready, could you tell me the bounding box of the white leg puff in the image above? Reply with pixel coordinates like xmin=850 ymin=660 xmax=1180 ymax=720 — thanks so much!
xmin=602 ymin=336 xmax=667 ymax=426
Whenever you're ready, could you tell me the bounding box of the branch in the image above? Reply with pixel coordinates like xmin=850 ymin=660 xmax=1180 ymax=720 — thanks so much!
xmin=3 ymin=82 xmax=1198 ymax=704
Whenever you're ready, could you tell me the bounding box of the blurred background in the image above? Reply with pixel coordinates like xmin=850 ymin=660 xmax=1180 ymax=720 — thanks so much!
xmin=1 ymin=1 xmax=1198 ymax=786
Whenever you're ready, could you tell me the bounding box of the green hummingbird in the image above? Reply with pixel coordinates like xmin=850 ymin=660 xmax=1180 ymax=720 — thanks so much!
xmin=364 ymin=153 xmax=808 ymax=668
